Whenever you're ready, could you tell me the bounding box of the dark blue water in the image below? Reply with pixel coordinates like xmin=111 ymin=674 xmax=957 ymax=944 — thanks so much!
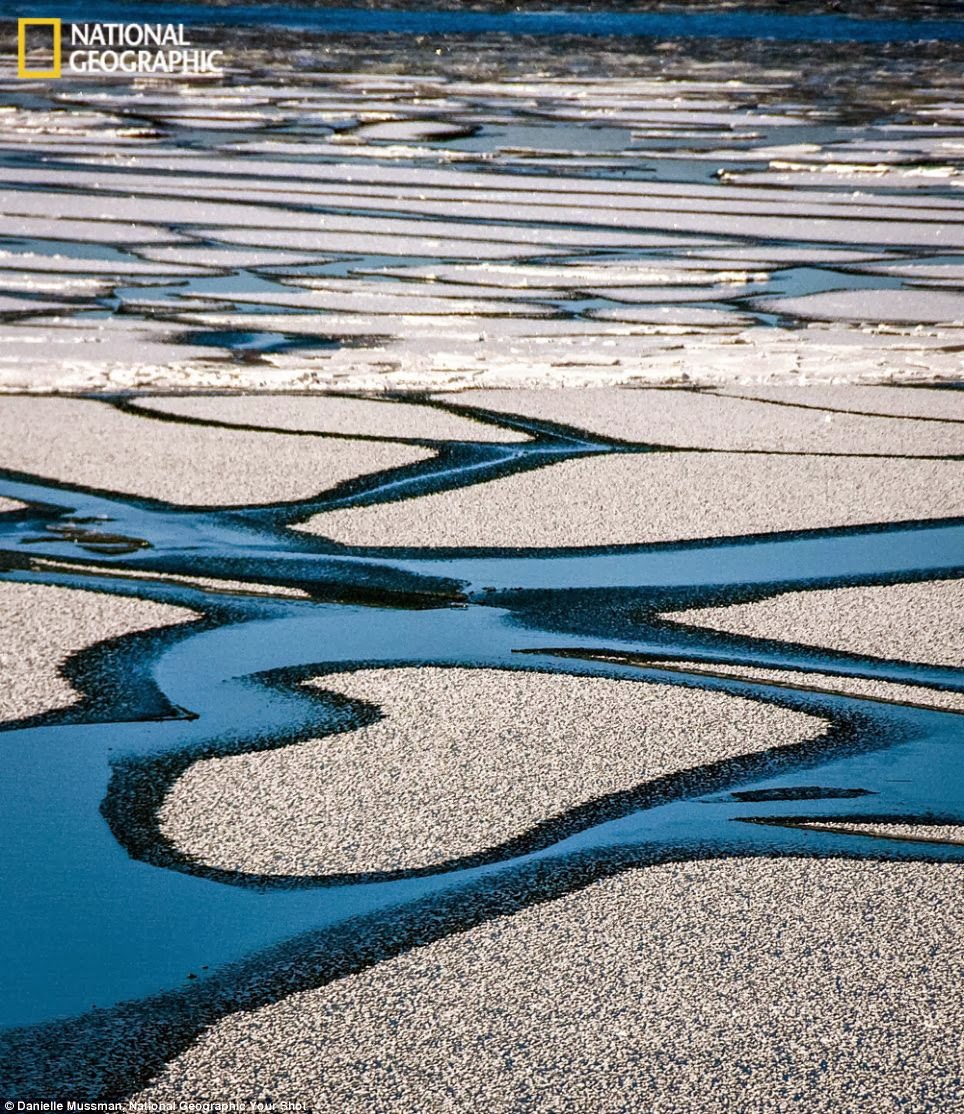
xmin=0 ymin=394 xmax=962 ymax=1099
xmin=41 ymin=5 xmax=964 ymax=43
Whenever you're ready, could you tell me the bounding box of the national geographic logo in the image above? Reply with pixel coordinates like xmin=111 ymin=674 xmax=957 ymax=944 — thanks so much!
xmin=17 ymin=17 xmax=60 ymax=78
xmin=16 ymin=18 xmax=224 ymax=77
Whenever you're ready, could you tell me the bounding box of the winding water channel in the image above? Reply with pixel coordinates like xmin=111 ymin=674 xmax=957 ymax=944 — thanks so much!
xmin=0 ymin=393 xmax=962 ymax=1099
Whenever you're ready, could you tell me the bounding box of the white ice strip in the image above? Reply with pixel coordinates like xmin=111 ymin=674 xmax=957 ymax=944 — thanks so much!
xmin=5 ymin=164 xmax=962 ymax=218
xmin=846 ymin=263 xmax=964 ymax=282
xmin=352 ymin=263 xmax=764 ymax=289
xmin=166 ymin=311 xmax=748 ymax=342
xmin=36 ymin=155 xmax=964 ymax=213
xmin=0 ymin=143 xmax=187 ymax=160
xmin=0 ymin=294 xmax=71 ymax=313
xmin=680 ymin=247 xmax=896 ymax=265
xmin=586 ymin=306 xmax=752 ymax=326
xmin=190 ymin=227 xmax=667 ymax=258
xmin=621 ymin=661 xmax=964 ymax=714
xmin=916 ymin=106 xmax=964 ymax=122
xmin=832 ymin=135 xmax=964 ymax=153
xmin=883 ymin=278 xmax=964 ymax=289
xmin=128 ymin=287 xmax=555 ymax=318
xmin=768 ymin=152 xmax=943 ymax=168
xmin=150 ymin=116 xmax=277 ymax=131
xmin=493 ymin=95 xmax=739 ymax=111
xmin=287 ymin=272 xmax=767 ymax=300
xmin=0 ymin=109 xmax=136 ymax=133
xmin=799 ymin=824 xmax=964 ymax=844
xmin=0 ymin=216 xmax=187 ymax=245
xmin=200 ymin=98 xmax=463 ymax=115
xmin=0 ymin=274 xmax=109 ymax=294
xmin=131 ymin=395 xmax=529 ymax=443
xmin=283 ymin=95 xmax=468 ymax=111
xmin=1 ymin=189 xmax=736 ymax=251
xmin=714 ymin=385 xmax=964 ymax=423
xmin=0 ymin=249 xmax=215 ymax=277
xmin=145 ymin=108 xmax=278 ymax=121
xmin=757 ymin=289 xmax=964 ymax=325
xmin=502 ymin=92 xmax=739 ymax=107
xmin=723 ymin=168 xmax=962 ymax=188
xmin=134 ymin=246 xmax=338 ymax=268
xmin=291 ymin=276 xmax=577 ymax=300
xmin=50 ymin=92 xmax=277 ymax=109
xmin=422 ymin=78 xmax=786 ymax=96
xmin=629 ymin=128 xmax=762 ymax=140
xmin=514 ymin=108 xmax=808 ymax=126
xmin=285 ymin=262 xmax=766 ymax=289
xmin=580 ymin=284 xmax=763 ymax=302
xmin=0 ymin=136 xmax=160 ymax=151
xmin=775 ymin=158 xmax=962 ymax=177
xmin=174 ymin=140 xmax=469 ymax=163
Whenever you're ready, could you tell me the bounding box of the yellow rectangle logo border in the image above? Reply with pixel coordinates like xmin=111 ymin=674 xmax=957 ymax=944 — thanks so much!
xmin=18 ymin=17 xmax=61 ymax=79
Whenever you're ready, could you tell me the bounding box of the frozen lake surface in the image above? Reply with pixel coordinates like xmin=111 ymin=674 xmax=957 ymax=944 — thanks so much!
xmin=0 ymin=4 xmax=962 ymax=389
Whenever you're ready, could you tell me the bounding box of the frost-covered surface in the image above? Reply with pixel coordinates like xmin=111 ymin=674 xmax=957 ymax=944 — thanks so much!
xmin=0 ymin=28 xmax=961 ymax=389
